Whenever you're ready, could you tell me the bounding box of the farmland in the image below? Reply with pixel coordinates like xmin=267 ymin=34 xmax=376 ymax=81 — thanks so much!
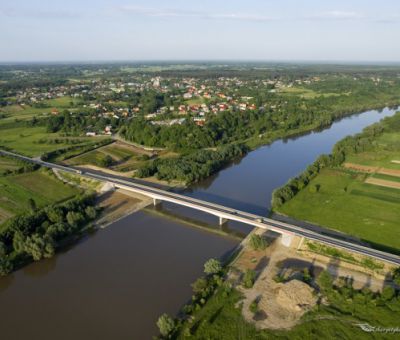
xmin=276 ymin=114 xmax=400 ymax=251
xmin=0 ymin=167 xmax=80 ymax=225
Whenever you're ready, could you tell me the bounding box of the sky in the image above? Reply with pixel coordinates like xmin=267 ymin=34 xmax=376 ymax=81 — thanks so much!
xmin=1 ymin=0 xmax=400 ymax=62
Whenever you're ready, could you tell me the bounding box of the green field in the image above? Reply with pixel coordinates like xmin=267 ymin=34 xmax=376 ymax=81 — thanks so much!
xmin=42 ymin=96 xmax=82 ymax=108
xmin=278 ymin=86 xmax=343 ymax=99
xmin=0 ymin=156 xmax=21 ymax=174
xmin=0 ymin=169 xmax=80 ymax=225
xmin=278 ymin=168 xmax=400 ymax=250
xmin=65 ymin=142 xmax=149 ymax=171
xmin=176 ymin=282 xmax=400 ymax=339
xmin=0 ymin=125 xmax=106 ymax=157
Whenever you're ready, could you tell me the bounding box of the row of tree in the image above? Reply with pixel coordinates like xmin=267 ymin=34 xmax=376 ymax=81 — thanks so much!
xmin=136 ymin=144 xmax=249 ymax=184
xmin=0 ymin=194 xmax=99 ymax=276
xmin=272 ymin=112 xmax=400 ymax=208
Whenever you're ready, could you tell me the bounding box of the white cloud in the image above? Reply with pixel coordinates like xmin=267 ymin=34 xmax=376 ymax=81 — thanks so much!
xmin=117 ymin=6 xmax=400 ymax=24
xmin=117 ymin=6 xmax=275 ymax=22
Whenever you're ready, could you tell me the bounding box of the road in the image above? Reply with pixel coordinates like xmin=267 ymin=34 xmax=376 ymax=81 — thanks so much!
xmin=1 ymin=149 xmax=400 ymax=266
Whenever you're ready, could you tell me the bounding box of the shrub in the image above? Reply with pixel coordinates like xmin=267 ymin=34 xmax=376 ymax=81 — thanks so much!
xmin=204 ymin=258 xmax=222 ymax=275
xmin=156 ymin=313 xmax=175 ymax=338
xmin=243 ymin=269 xmax=256 ymax=288
xmin=249 ymin=299 xmax=258 ymax=314
xmin=249 ymin=234 xmax=268 ymax=251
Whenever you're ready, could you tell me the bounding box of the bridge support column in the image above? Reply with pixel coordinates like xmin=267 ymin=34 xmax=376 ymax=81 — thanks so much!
xmin=281 ymin=233 xmax=293 ymax=247
xmin=219 ymin=217 xmax=228 ymax=226
xmin=153 ymin=198 xmax=161 ymax=206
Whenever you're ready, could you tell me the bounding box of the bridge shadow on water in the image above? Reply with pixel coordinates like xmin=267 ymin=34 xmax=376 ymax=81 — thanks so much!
xmin=144 ymin=204 xmax=248 ymax=240
xmin=173 ymin=189 xmax=268 ymax=217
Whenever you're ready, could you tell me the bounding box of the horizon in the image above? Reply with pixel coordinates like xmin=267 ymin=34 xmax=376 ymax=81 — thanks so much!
xmin=1 ymin=0 xmax=400 ymax=62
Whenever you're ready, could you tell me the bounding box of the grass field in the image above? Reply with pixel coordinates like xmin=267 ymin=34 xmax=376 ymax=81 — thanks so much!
xmin=0 ymin=125 xmax=107 ymax=157
xmin=0 ymin=156 xmax=22 ymax=174
xmin=65 ymin=142 xmax=151 ymax=171
xmin=278 ymin=168 xmax=400 ymax=250
xmin=185 ymin=97 xmax=206 ymax=105
xmin=0 ymin=169 xmax=80 ymax=225
xmin=278 ymin=86 xmax=343 ymax=99
xmin=42 ymin=96 xmax=82 ymax=108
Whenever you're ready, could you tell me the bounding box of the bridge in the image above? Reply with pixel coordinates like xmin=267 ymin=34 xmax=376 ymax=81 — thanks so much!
xmin=1 ymin=149 xmax=400 ymax=266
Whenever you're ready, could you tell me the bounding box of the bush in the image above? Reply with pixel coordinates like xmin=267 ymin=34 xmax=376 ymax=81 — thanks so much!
xmin=204 ymin=258 xmax=222 ymax=275
xmin=192 ymin=277 xmax=208 ymax=294
xmin=249 ymin=234 xmax=268 ymax=251
xmin=249 ymin=299 xmax=258 ymax=314
xmin=156 ymin=313 xmax=175 ymax=338
xmin=302 ymin=268 xmax=312 ymax=284
xmin=317 ymin=270 xmax=333 ymax=292
xmin=243 ymin=269 xmax=256 ymax=288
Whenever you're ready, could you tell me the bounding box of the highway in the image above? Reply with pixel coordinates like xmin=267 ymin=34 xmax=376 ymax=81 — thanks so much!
xmin=1 ymin=149 xmax=400 ymax=266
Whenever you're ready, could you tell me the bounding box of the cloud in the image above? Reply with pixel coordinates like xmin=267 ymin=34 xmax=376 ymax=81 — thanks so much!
xmin=117 ymin=6 xmax=400 ymax=24
xmin=0 ymin=7 xmax=80 ymax=19
xmin=311 ymin=10 xmax=365 ymax=20
xmin=117 ymin=6 xmax=275 ymax=22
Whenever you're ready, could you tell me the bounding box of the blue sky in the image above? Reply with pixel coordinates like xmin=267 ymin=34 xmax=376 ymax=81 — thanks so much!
xmin=1 ymin=0 xmax=400 ymax=62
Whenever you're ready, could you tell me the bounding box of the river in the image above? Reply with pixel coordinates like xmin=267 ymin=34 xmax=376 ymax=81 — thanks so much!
xmin=0 ymin=107 xmax=397 ymax=339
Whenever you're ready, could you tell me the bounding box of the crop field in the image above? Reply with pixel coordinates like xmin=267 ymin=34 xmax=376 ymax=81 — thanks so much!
xmin=0 ymin=156 xmax=22 ymax=174
xmin=278 ymin=86 xmax=343 ymax=99
xmin=65 ymin=142 xmax=152 ymax=172
xmin=0 ymin=125 xmax=99 ymax=157
xmin=0 ymin=169 xmax=79 ymax=225
xmin=42 ymin=96 xmax=82 ymax=107
xmin=278 ymin=168 xmax=400 ymax=250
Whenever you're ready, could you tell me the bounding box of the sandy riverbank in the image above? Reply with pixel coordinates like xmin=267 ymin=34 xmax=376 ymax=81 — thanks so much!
xmin=94 ymin=189 xmax=152 ymax=229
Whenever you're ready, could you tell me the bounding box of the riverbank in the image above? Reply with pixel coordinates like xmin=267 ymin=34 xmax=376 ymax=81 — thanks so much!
xmin=94 ymin=189 xmax=153 ymax=229
xmin=274 ymin=112 xmax=400 ymax=252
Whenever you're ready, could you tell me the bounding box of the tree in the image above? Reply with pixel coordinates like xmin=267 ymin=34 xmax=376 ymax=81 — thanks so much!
xmin=66 ymin=211 xmax=85 ymax=227
xmin=243 ymin=269 xmax=256 ymax=288
xmin=85 ymin=206 xmax=97 ymax=220
xmin=28 ymin=198 xmax=37 ymax=212
xmin=249 ymin=234 xmax=268 ymax=251
xmin=98 ymin=155 xmax=113 ymax=167
xmin=393 ymin=267 xmax=400 ymax=286
xmin=204 ymin=258 xmax=222 ymax=275
xmin=156 ymin=313 xmax=175 ymax=338
xmin=317 ymin=270 xmax=333 ymax=292
xmin=381 ymin=286 xmax=395 ymax=301
xmin=0 ymin=258 xmax=13 ymax=276
xmin=191 ymin=277 xmax=208 ymax=294
xmin=0 ymin=241 xmax=6 ymax=257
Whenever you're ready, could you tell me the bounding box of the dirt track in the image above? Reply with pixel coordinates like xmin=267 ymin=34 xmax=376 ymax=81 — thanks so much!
xmin=365 ymin=177 xmax=400 ymax=189
xmin=344 ymin=162 xmax=400 ymax=177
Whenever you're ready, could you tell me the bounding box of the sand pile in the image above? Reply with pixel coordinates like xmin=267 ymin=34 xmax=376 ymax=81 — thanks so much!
xmin=276 ymin=279 xmax=317 ymax=312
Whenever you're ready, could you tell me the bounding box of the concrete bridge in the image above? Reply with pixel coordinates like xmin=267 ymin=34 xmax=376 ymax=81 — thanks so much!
xmin=1 ymin=149 xmax=400 ymax=265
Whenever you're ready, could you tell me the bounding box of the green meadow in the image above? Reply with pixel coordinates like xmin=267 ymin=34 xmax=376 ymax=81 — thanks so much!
xmin=0 ymin=169 xmax=79 ymax=225
xmin=278 ymin=168 xmax=400 ymax=250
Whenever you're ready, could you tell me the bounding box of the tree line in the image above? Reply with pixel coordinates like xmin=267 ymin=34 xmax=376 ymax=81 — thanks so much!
xmin=272 ymin=112 xmax=400 ymax=208
xmin=0 ymin=194 xmax=99 ymax=276
xmin=136 ymin=144 xmax=249 ymax=184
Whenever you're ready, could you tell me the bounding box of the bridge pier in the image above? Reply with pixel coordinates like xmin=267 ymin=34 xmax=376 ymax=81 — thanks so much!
xmin=153 ymin=198 xmax=161 ymax=206
xmin=281 ymin=233 xmax=293 ymax=247
xmin=219 ymin=217 xmax=228 ymax=226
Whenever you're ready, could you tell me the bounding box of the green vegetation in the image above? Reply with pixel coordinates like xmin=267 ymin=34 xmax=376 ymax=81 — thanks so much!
xmin=306 ymin=241 xmax=384 ymax=271
xmin=274 ymin=112 xmax=400 ymax=251
xmin=248 ymin=233 xmax=268 ymax=251
xmin=172 ymin=268 xmax=400 ymax=339
xmin=0 ymin=168 xmax=80 ymax=224
xmin=0 ymin=194 xmax=98 ymax=275
xmin=136 ymin=144 xmax=248 ymax=184
xmin=242 ymin=269 xmax=257 ymax=288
